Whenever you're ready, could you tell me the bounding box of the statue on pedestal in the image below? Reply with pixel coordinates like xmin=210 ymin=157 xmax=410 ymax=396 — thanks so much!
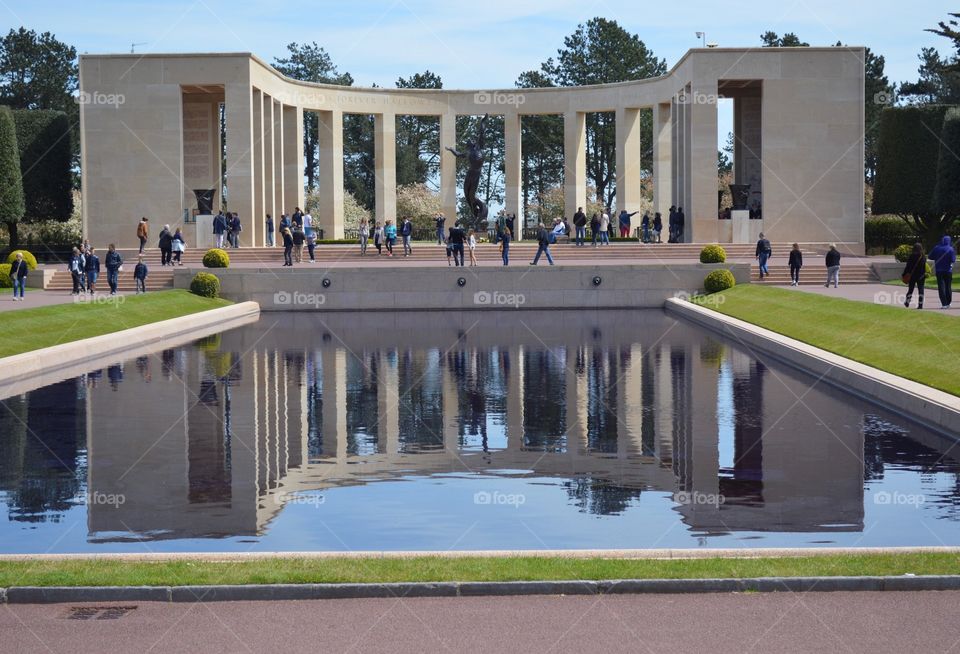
xmin=445 ymin=114 xmax=489 ymax=222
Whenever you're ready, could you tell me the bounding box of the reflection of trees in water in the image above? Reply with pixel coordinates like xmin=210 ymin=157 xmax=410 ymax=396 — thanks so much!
xmin=586 ymin=347 xmax=624 ymax=453
xmin=346 ymin=351 xmax=379 ymax=455
xmin=398 ymin=348 xmax=444 ymax=452
xmin=523 ymin=348 xmax=566 ymax=450
xmin=0 ymin=379 xmax=85 ymax=523
xmin=563 ymin=476 xmax=644 ymax=516
xmin=449 ymin=348 xmax=504 ymax=450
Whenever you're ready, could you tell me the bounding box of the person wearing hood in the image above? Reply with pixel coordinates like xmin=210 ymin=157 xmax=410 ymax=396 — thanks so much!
xmin=927 ymin=235 xmax=956 ymax=309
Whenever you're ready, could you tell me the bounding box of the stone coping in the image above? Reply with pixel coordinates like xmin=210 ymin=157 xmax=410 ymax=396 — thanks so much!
xmin=664 ymin=298 xmax=960 ymax=437
xmin=0 ymin=301 xmax=260 ymax=399
xmin=0 ymin=546 xmax=957 ymax=562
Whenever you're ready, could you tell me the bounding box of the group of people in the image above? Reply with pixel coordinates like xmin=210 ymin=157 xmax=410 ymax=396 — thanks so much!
xmin=755 ymin=235 xmax=841 ymax=287
xmin=67 ymin=241 xmax=148 ymax=295
xmin=273 ymin=208 xmax=317 ymax=266
xmin=213 ymin=211 xmax=243 ymax=248
xmin=902 ymin=236 xmax=956 ymax=310
xmin=156 ymin=223 xmax=186 ymax=266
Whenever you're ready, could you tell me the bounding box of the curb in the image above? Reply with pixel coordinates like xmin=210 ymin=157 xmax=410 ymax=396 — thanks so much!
xmin=5 ymin=576 xmax=960 ymax=603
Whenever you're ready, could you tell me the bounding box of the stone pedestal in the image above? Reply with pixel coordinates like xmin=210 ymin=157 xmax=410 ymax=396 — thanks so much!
xmin=195 ymin=214 xmax=216 ymax=249
xmin=731 ymin=210 xmax=751 ymax=243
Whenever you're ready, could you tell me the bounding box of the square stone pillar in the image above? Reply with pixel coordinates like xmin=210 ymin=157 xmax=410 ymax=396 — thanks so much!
xmin=653 ymin=102 xmax=673 ymax=217
xmin=282 ymin=105 xmax=302 ymax=225
xmin=374 ymin=112 xmax=397 ymax=227
xmin=688 ymin=82 xmax=719 ymax=244
xmin=251 ymin=88 xmax=264 ymax=244
xmin=272 ymin=99 xmax=283 ymax=235
xmin=440 ymin=112 xmax=458 ymax=226
xmin=262 ymin=95 xmax=274 ymax=247
xmin=671 ymin=96 xmax=681 ymax=208
xmin=504 ymin=112 xmax=523 ymax=227
xmin=615 ymin=107 xmax=642 ymax=215
xmin=563 ymin=111 xmax=586 ymax=224
xmin=317 ymin=109 xmax=344 ymax=239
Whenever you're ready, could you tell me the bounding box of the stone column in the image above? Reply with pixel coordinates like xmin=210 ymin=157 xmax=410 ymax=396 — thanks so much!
xmin=563 ymin=111 xmax=586 ymax=224
xmin=615 ymin=107 xmax=642 ymax=215
xmin=652 ymin=102 xmax=673 ymax=217
xmin=262 ymin=95 xmax=274 ymax=247
xmin=272 ymin=99 xmax=283 ymax=236
xmin=317 ymin=109 xmax=344 ymax=239
xmin=504 ymin=112 xmax=522 ymax=231
xmin=251 ymin=89 xmax=264 ymax=245
xmin=374 ymin=112 xmax=397 ymax=227
xmin=440 ymin=112 xmax=458 ymax=226
xmin=688 ymin=82 xmax=719 ymax=243
xmin=224 ymin=82 xmax=254 ymax=233
xmin=282 ymin=105 xmax=302 ymax=223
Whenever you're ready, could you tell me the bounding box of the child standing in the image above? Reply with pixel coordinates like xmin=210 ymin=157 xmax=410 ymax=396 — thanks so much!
xmin=134 ymin=256 xmax=149 ymax=294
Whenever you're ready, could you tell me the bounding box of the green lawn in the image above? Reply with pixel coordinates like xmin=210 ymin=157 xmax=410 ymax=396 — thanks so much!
xmin=0 ymin=552 xmax=955 ymax=587
xmin=884 ymin=273 xmax=959 ymax=289
xmin=692 ymin=285 xmax=960 ymax=396
xmin=0 ymin=290 xmax=232 ymax=358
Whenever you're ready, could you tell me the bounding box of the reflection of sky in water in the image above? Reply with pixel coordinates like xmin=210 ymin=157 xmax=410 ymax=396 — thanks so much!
xmin=0 ymin=310 xmax=957 ymax=553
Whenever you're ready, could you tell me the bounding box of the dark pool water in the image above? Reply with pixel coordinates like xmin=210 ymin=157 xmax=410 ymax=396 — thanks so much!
xmin=0 ymin=310 xmax=957 ymax=553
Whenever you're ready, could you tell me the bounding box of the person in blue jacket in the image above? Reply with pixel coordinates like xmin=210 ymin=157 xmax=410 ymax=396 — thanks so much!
xmin=927 ymin=235 xmax=957 ymax=309
xmin=84 ymin=247 xmax=101 ymax=294
xmin=104 ymin=244 xmax=123 ymax=295
xmin=9 ymin=251 xmax=28 ymax=301
xmin=400 ymin=217 xmax=413 ymax=256
xmin=133 ymin=255 xmax=148 ymax=294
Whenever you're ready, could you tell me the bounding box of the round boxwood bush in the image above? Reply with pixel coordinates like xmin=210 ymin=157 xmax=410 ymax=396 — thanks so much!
xmin=189 ymin=271 xmax=220 ymax=298
xmin=202 ymin=248 xmax=230 ymax=268
xmin=699 ymin=244 xmax=727 ymax=264
xmin=893 ymin=243 xmax=913 ymax=263
xmin=704 ymin=269 xmax=736 ymax=294
xmin=6 ymin=249 xmax=37 ymax=270
xmin=0 ymin=263 xmax=12 ymax=288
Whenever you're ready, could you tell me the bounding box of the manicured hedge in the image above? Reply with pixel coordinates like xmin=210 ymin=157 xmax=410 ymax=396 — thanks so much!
xmin=189 ymin=272 xmax=220 ymax=298
xmin=934 ymin=108 xmax=960 ymax=217
xmin=893 ymin=244 xmax=913 ymax=263
xmin=202 ymin=248 xmax=230 ymax=268
xmin=0 ymin=263 xmax=11 ymax=288
xmin=0 ymin=106 xmax=24 ymax=225
xmin=704 ymin=269 xmax=736 ymax=293
xmin=699 ymin=244 xmax=727 ymax=264
xmin=872 ymin=106 xmax=948 ymax=217
xmin=12 ymin=110 xmax=72 ymax=222
xmin=6 ymin=249 xmax=37 ymax=270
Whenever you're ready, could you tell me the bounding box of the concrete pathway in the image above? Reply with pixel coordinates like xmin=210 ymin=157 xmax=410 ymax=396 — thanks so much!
xmin=0 ymin=290 xmax=136 ymax=312
xmin=2 ymin=591 xmax=958 ymax=653
xmin=772 ymin=282 xmax=960 ymax=315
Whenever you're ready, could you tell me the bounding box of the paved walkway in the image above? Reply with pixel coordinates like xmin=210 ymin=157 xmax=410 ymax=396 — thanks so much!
xmin=2 ymin=591 xmax=958 ymax=653
xmin=771 ymin=282 xmax=960 ymax=315
xmin=0 ymin=290 xmax=136 ymax=312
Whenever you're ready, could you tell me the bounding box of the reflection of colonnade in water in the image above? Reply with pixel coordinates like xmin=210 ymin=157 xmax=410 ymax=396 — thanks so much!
xmin=82 ymin=311 xmax=885 ymax=541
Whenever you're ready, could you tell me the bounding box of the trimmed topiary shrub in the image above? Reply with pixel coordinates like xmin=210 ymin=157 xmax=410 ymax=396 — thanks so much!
xmin=699 ymin=244 xmax=727 ymax=264
xmin=0 ymin=263 xmax=11 ymax=288
xmin=189 ymin=272 xmax=220 ymax=298
xmin=893 ymin=244 xmax=913 ymax=263
xmin=6 ymin=249 xmax=37 ymax=270
xmin=202 ymin=248 xmax=230 ymax=268
xmin=704 ymin=269 xmax=736 ymax=294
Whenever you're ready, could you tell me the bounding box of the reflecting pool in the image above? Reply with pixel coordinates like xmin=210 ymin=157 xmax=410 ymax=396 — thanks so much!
xmin=0 ymin=310 xmax=957 ymax=553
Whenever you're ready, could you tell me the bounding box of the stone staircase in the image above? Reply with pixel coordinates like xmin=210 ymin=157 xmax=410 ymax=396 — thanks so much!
xmin=45 ymin=268 xmax=176 ymax=292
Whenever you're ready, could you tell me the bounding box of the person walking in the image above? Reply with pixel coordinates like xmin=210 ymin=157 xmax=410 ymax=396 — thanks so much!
xmin=104 ymin=244 xmax=123 ymax=295
xmin=302 ymin=210 xmax=316 ymax=262
xmin=620 ymin=209 xmax=638 ymax=238
xmin=359 ymin=218 xmax=370 ymax=255
xmin=903 ymin=242 xmax=928 ymax=309
xmin=448 ymin=222 xmax=465 ymax=267
xmin=265 ymin=214 xmax=274 ymax=247
xmin=291 ymin=224 xmax=304 ymax=263
xmin=134 ymin=255 xmax=148 ymax=294
xmin=824 ymin=244 xmax=841 ymax=288
xmin=435 ymin=213 xmax=446 ymax=245
xmin=400 ymin=217 xmax=413 ymax=256
xmin=281 ymin=227 xmax=293 ymax=266
xmin=136 ymin=217 xmax=149 ymax=254
xmin=641 ymin=213 xmax=650 ymax=243
xmin=755 ymin=232 xmax=772 ymax=279
xmin=384 ymin=220 xmax=397 ymax=256
xmin=9 ymin=251 xmax=27 ymax=301
xmin=213 ymin=211 xmax=226 ymax=248
xmin=69 ymin=247 xmax=85 ymax=294
xmin=788 ymin=243 xmax=803 ymax=286
xmin=653 ymin=212 xmax=663 ymax=243
xmin=172 ymin=228 xmax=185 ymax=266
xmin=84 ymin=246 xmax=101 ymax=293
xmin=599 ymin=210 xmax=610 ymax=245
xmin=500 ymin=226 xmax=510 ymax=266
xmin=530 ymin=222 xmax=555 ymax=266
xmin=158 ymin=224 xmax=173 ymax=266
xmin=927 ymin=235 xmax=956 ymax=309
xmin=573 ymin=207 xmax=587 ymax=246
xmin=229 ymin=213 xmax=242 ymax=248
xmin=676 ymin=207 xmax=685 ymax=243
xmin=373 ymin=222 xmax=383 ymax=255
xmin=668 ymin=205 xmax=677 ymax=242
xmin=590 ymin=213 xmax=600 ymax=247
xmin=467 ymin=229 xmax=478 ymax=266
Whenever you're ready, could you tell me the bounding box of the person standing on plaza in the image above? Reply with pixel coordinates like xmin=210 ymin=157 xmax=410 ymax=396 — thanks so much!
xmin=653 ymin=212 xmax=663 ymax=243
xmin=506 ymin=213 xmax=516 ymax=239
xmin=467 ymin=229 xmax=478 ymax=266
xmin=292 ymin=223 xmax=304 ymax=263
xmin=157 ymin=224 xmax=172 ymax=266
xmin=69 ymin=247 xmax=85 ymax=294
xmin=384 ymin=220 xmax=397 ymax=256
xmin=788 ymin=243 xmax=803 ymax=286
xmin=9 ymin=251 xmax=27 ymax=301
xmin=230 ymin=213 xmax=242 ymax=247
xmin=400 ymin=216 xmax=413 ymax=256
xmin=599 ymin=209 xmax=611 ymax=245
xmin=824 ymin=244 xmax=841 ymax=288
xmin=590 ymin=212 xmax=600 ymax=247
xmin=620 ymin=209 xmax=638 ymax=239
xmin=104 ymin=244 xmax=123 ymax=295
xmin=530 ymin=222 xmax=555 ymax=266
xmin=84 ymin=246 xmax=101 ymax=293
xmin=292 ymin=207 xmax=303 ymax=230
xmin=213 ymin=211 xmax=226 ymax=248
xmin=136 ymin=217 xmax=149 ymax=254
xmin=573 ymin=207 xmax=587 ymax=247
xmin=500 ymin=226 xmax=510 ymax=266
xmin=676 ymin=207 xmax=686 ymax=242
xmin=435 ymin=213 xmax=446 ymax=245
xmin=668 ymin=206 xmax=677 ymax=242
xmin=755 ymin=232 xmax=772 ymax=279
xmin=373 ymin=222 xmax=383 ymax=255
xmin=447 ymin=222 xmax=465 ymax=266
xmin=281 ymin=227 xmax=293 ymax=266
xmin=172 ymin=227 xmax=186 ymax=266
xmin=302 ymin=210 xmax=316 ymax=262
xmin=265 ymin=214 xmax=274 ymax=247
xmin=927 ymin=235 xmax=956 ymax=309
xmin=279 ymin=212 xmax=291 ymax=233
xmin=902 ymin=242 xmax=928 ymax=309
xmin=641 ymin=213 xmax=650 ymax=243
xmin=359 ymin=218 xmax=370 ymax=255
xmin=134 ymin=255 xmax=148 ymax=294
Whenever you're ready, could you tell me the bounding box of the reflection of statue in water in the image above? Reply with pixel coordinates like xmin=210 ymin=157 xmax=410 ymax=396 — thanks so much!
xmin=445 ymin=114 xmax=489 ymax=222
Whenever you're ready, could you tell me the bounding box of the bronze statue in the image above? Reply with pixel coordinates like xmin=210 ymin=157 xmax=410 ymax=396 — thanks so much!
xmin=445 ymin=114 xmax=489 ymax=221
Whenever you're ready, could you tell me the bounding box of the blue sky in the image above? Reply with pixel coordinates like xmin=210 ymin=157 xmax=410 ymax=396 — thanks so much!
xmin=2 ymin=0 xmax=953 ymax=90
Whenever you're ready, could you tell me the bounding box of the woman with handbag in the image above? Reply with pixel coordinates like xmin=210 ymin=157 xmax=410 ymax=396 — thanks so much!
xmin=172 ymin=228 xmax=186 ymax=265
xmin=903 ymin=242 xmax=927 ymax=310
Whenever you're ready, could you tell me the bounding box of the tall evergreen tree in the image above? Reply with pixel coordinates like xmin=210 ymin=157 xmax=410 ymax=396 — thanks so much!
xmin=395 ymin=71 xmax=441 ymax=187
xmin=0 ymin=105 xmax=25 ymax=247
